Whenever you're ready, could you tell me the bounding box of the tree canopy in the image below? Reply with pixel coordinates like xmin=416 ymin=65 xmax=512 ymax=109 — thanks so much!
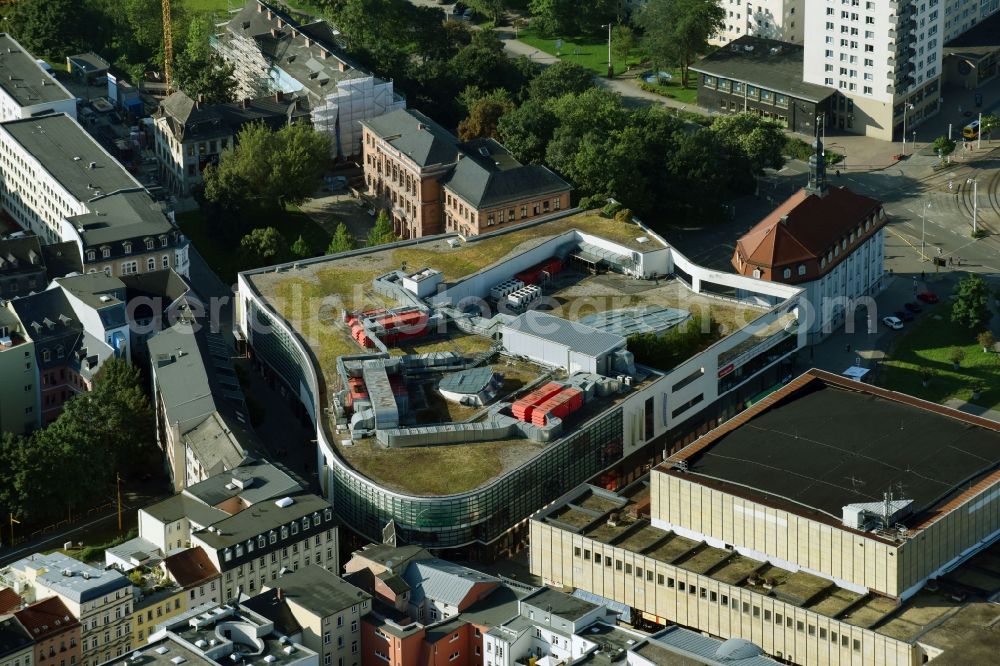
xmin=951 ymin=274 xmax=992 ymax=331
xmin=174 ymin=16 xmax=237 ymax=104
xmin=327 ymin=222 xmax=357 ymax=255
xmin=203 ymin=122 xmax=330 ymax=223
xmin=636 ymin=0 xmax=725 ymax=86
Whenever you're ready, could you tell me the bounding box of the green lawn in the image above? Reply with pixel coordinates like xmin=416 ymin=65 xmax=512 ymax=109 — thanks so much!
xmin=636 ymin=71 xmax=698 ymax=105
xmin=180 ymin=0 xmax=325 ymax=17
xmin=881 ymin=302 xmax=1000 ymax=411
xmin=517 ymin=26 xmax=629 ymax=76
xmin=178 ymin=204 xmax=331 ymax=284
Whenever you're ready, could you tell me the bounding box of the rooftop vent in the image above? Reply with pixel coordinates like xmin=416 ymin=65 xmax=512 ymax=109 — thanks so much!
xmin=274 ymin=497 xmax=294 ymax=508
xmin=88 ymin=162 xmax=96 ymax=169
xmin=154 ymin=647 xmax=169 ymax=655
xmin=99 ymin=295 xmax=111 ymax=303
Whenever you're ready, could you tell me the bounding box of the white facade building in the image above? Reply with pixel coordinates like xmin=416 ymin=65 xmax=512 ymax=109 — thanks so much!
xmin=713 ymin=0 xmax=804 ymax=45
xmin=0 ymin=34 xmax=76 ymax=122
xmin=733 ymin=135 xmax=887 ymax=340
xmin=802 ymin=0 xmax=998 ymax=139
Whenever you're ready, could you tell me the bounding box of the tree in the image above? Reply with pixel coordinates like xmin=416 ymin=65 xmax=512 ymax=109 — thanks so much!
xmin=367 ymin=211 xmax=398 ymax=246
xmin=497 ymin=98 xmax=558 ymax=164
xmin=8 ymin=0 xmax=97 ymax=56
xmin=637 ymin=0 xmax=725 ymax=87
xmin=529 ymin=0 xmax=618 ymax=36
xmin=951 ymin=274 xmax=992 ymax=330
xmin=458 ymin=89 xmax=516 ymax=140
xmin=612 ymin=24 xmax=635 ymax=68
xmin=979 ymin=331 xmax=996 ymax=352
xmin=291 ymin=235 xmax=313 ymax=259
xmin=980 ymin=113 xmax=999 ymax=141
xmin=327 ymin=222 xmax=357 ymax=255
xmin=466 ymin=0 xmax=506 ymax=23
xmin=932 ymin=135 xmax=956 ymax=157
xmin=240 ymin=227 xmax=288 ymax=265
xmin=203 ymin=122 xmax=330 ymax=219
xmin=711 ymin=113 xmax=787 ymax=174
xmin=526 ymin=61 xmax=595 ymax=101
xmin=174 ymin=16 xmax=236 ymax=104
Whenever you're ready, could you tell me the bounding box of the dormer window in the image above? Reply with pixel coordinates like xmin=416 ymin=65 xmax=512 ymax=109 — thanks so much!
xmin=102 ymin=247 xmax=111 ymax=259
xmin=160 ymin=235 xmax=168 ymax=248
xmin=849 ymin=232 xmax=855 ymax=243
xmin=752 ymin=268 xmax=762 ymax=279
xmin=145 ymin=238 xmax=154 ymax=250
xmin=841 ymin=238 xmax=847 ymax=250
xmin=42 ymin=349 xmax=50 ymax=362
xmin=798 ymin=264 xmax=806 ymax=276
xmin=56 ymin=345 xmax=64 ymax=358
xmin=123 ymin=242 xmax=132 ymax=255
xmin=782 ymin=268 xmax=791 ymax=279
xmin=86 ymin=250 xmax=95 ymax=261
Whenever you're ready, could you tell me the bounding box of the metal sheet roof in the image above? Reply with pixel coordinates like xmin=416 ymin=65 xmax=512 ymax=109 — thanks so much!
xmin=504 ymin=311 xmax=625 ymax=358
xmin=402 ymin=559 xmax=498 ymax=609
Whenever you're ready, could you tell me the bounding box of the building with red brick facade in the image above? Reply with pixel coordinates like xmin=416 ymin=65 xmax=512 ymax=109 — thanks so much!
xmin=360 ymin=109 xmax=570 ymax=240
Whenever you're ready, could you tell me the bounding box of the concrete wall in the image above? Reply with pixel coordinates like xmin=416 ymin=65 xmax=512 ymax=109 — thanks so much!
xmin=651 ymin=470 xmax=901 ymax=596
xmin=529 ymin=519 xmax=916 ymax=666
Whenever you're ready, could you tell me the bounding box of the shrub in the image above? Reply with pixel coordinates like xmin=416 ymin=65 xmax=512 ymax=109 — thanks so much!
xmin=948 ymin=347 xmax=966 ymax=367
xmin=978 ymin=331 xmax=996 ymax=351
xmin=614 ymin=208 xmax=633 ymax=224
xmin=601 ymin=200 xmax=623 ymax=218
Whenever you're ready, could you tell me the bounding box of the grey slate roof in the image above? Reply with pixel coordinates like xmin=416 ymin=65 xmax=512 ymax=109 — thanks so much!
xmin=0 ymin=615 xmax=33 ymax=659
xmin=192 ymin=493 xmax=334 ymax=551
xmin=39 ymin=241 xmax=83 ymax=279
xmin=444 ymin=139 xmax=569 ymax=209
xmin=352 ymin=543 xmax=431 ymax=572
xmin=0 ymin=34 xmax=74 ymax=107
xmin=362 ymin=108 xmax=459 ymax=167
xmin=690 ymin=36 xmax=835 ymax=103
xmin=504 ymin=311 xmax=626 ymax=358
xmin=221 ymin=0 xmax=369 ymax=100
xmin=267 ymin=565 xmax=370 ymax=616
xmin=184 ymin=458 xmax=302 ymax=507
xmin=156 ymin=91 xmax=311 ymax=143
xmin=402 ymin=558 xmax=498 ymax=608
xmin=141 ymin=493 xmax=229 ymax=527
xmin=148 ymin=310 xmax=262 ymax=469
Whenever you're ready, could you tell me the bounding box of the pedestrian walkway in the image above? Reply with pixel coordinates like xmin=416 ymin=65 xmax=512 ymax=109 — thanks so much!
xmin=945 ymin=399 xmax=1000 ymax=423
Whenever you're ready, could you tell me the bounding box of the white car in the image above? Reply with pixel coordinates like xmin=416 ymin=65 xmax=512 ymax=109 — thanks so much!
xmin=882 ymin=315 xmax=904 ymax=330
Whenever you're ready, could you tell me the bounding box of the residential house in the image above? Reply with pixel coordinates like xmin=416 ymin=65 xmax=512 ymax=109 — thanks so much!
xmin=360 ymin=109 xmax=570 ymax=240
xmin=731 ymin=132 xmax=886 ymax=340
xmin=0 ymin=617 xmax=33 ymax=666
xmin=0 ymin=237 xmax=82 ymax=301
xmin=152 ymin=90 xmax=310 ymax=196
xmin=245 ymin=565 xmax=371 ymax=666
xmin=212 ymin=0 xmax=404 ymax=159
xmin=14 ymin=596 xmax=82 ymax=666
xmin=136 ymin=460 xmax=339 ymax=603
xmin=1 ymin=553 xmax=132 ymax=666
xmin=148 ymin=302 xmax=262 ymax=491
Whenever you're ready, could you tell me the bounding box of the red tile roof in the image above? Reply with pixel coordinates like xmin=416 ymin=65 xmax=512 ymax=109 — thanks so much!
xmin=0 ymin=588 xmax=21 ymax=614
xmin=13 ymin=597 xmax=79 ymax=641
xmin=163 ymin=547 xmax=219 ymax=589
xmin=733 ymin=186 xmax=884 ymax=282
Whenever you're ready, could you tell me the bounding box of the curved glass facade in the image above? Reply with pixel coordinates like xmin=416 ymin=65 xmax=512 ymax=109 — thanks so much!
xmin=330 ymin=408 xmax=624 ymax=548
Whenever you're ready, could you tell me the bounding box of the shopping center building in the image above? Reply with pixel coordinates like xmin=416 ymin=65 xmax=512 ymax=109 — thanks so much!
xmin=530 ymin=369 xmax=1000 ymax=665
xmin=235 ymin=209 xmax=805 ymax=559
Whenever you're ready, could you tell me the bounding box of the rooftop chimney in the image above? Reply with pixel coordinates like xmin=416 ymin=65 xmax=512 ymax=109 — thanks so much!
xmin=242 ymin=98 xmax=251 ymax=108
xmin=274 ymin=90 xmax=284 ymax=103
xmin=276 ymin=588 xmax=283 ymax=600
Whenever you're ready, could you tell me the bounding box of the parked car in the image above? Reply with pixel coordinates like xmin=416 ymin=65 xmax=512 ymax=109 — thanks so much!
xmin=882 ymin=315 xmax=904 ymax=330
xmin=895 ymin=309 xmax=914 ymax=322
xmin=917 ymin=291 xmax=939 ymax=304
xmin=904 ymin=301 xmax=923 ymax=313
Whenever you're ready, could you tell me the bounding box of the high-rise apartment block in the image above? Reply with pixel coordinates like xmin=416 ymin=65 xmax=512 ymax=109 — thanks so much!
xmin=802 ymin=0 xmax=998 ymax=139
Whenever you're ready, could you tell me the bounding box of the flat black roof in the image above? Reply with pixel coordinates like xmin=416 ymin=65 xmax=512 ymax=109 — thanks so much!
xmin=685 ymin=379 xmax=1000 ymax=523
xmin=690 ymin=36 xmax=835 ymax=103
xmin=944 ymin=12 xmax=1000 ymax=58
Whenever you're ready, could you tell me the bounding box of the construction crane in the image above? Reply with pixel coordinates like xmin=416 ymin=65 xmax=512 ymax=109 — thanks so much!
xmin=162 ymin=0 xmax=174 ymax=93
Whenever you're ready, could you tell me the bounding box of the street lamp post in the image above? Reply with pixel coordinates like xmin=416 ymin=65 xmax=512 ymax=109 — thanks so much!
xmin=978 ymin=112 xmax=982 ymax=150
xmin=921 ymin=202 xmax=931 ymax=261
xmin=967 ymin=178 xmax=978 ymax=235
xmin=602 ymin=23 xmax=612 ymax=78
xmin=902 ymin=103 xmax=914 ymax=154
